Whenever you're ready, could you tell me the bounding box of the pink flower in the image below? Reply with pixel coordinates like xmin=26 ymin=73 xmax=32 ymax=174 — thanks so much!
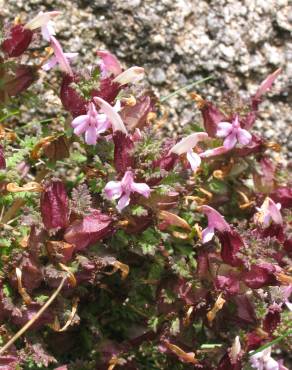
xmin=104 ymin=171 xmax=151 ymax=212
xmin=169 ymin=132 xmax=209 ymax=171
xmin=46 ymin=36 xmax=75 ymax=76
xmin=254 ymin=68 xmax=282 ymax=101
xmin=229 ymin=336 xmax=242 ymax=365
xmin=96 ymin=51 xmax=144 ymax=85
xmin=97 ymin=50 xmax=122 ymax=78
xmin=94 ymin=97 xmax=127 ymax=134
xmin=71 ymin=101 xmax=118 ymax=145
xmin=281 ymin=285 xmax=292 ymax=311
xmin=217 ymin=115 xmax=252 ymax=150
xmin=42 ymin=52 xmax=78 ymax=71
xmin=199 ymin=145 xmax=229 ymax=158
xmin=113 ymin=66 xmax=145 ymax=85
xmin=25 ymin=11 xmax=61 ymax=41
xmin=255 ymin=197 xmax=283 ymax=227
xmin=199 ymin=205 xmax=231 ymax=243
xmin=250 ymin=347 xmax=280 ymax=370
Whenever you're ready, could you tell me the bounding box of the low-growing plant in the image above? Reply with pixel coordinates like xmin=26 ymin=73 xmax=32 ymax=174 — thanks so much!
xmin=0 ymin=10 xmax=291 ymax=370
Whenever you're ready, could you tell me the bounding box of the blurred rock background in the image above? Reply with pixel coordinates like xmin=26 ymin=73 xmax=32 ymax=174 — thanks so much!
xmin=1 ymin=0 xmax=291 ymax=156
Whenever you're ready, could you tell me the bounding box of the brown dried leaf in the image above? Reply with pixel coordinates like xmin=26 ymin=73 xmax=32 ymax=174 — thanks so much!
xmin=165 ymin=342 xmax=198 ymax=364
xmin=159 ymin=210 xmax=191 ymax=231
xmin=207 ymin=293 xmax=226 ymax=324
xmin=7 ymin=182 xmax=43 ymax=193
xmin=31 ymin=136 xmax=55 ymax=160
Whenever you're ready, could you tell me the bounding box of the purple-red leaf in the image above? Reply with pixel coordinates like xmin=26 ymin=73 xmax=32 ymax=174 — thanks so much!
xmin=215 ymin=274 xmax=240 ymax=296
xmin=0 ymin=144 xmax=6 ymax=169
xmin=218 ymin=229 xmax=244 ymax=267
xmin=263 ymin=304 xmax=281 ymax=334
xmin=242 ymin=263 xmax=278 ymax=289
xmin=6 ymin=65 xmax=37 ymax=96
xmin=40 ymin=180 xmax=69 ymax=230
xmin=64 ymin=210 xmax=114 ymax=251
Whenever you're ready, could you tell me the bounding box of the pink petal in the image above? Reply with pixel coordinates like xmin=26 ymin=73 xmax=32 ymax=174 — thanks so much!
xmin=237 ymin=128 xmax=252 ymax=146
xmin=223 ymin=132 xmax=237 ymax=150
xmin=71 ymin=115 xmax=88 ymax=128
xmin=64 ymin=52 xmax=79 ymax=60
xmin=73 ymin=119 xmax=89 ymax=136
xmin=200 ymin=205 xmax=231 ymax=234
xmin=200 ymin=146 xmax=229 ymax=158
xmin=41 ymin=21 xmax=55 ymax=41
xmin=262 ymin=213 xmax=272 ymax=227
xmin=104 ymin=181 xmax=123 ymax=200
xmin=117 ymin=193 xmax=131 ymax=212
xmin=170 ymin=132 xmax=209 ymax=155
xmin=216 ymin=122 xmax=233 ymax=137
xmin=50 ymin=36 xmax=73 ymax=76
xmin=186 ymin=150 xmax=201 ymax=171
xmin=94 ymin=97 xmax=127 ymax=134
xmin=25 ymin=11 xmax=61 ymax=30
xmin=97 ymin=119 xmax=110 ymax=133
xmin=41 ymin=56 xmax=58 ymax=71
xmin=131 ymin=182 xmax=151 ymax=198
xmin=85 ymin=125 xmax=98 ymax=145
xmin=113 ymin=66 xmax=144 ymax=85
xmin=254 ymin=68 xmax=282 ymax=100
xmin=121 ymin=170 xmax=134 ymax=190
xmin=202 ymin=226 xmax=215 ymax=243
xmin=268 ymin=198 xmax=283 ymax=225
xmin=97 ymin=50 xmax=122 ymax=77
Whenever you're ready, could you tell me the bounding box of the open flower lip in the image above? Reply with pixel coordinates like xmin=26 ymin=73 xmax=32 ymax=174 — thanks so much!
xmin=104 ymin=170 xmax=151 ymax=212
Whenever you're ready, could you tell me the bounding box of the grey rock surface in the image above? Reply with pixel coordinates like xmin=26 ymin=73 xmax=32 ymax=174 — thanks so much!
xmin=1 ymin=0 xmax=291 ymax=156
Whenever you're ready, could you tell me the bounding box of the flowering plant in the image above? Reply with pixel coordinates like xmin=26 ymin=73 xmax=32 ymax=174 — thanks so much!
xmin=0 ymin=10 xmax=291 ymax=370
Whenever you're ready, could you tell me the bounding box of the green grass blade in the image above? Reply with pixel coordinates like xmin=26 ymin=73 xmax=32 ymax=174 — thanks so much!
xmin=0 ymin=110 xmax=20 ymax=122
xmin=160 ymin=75 xmax=214 ymax=103
xmin=249 ymin=328 xmax=292 ymax=357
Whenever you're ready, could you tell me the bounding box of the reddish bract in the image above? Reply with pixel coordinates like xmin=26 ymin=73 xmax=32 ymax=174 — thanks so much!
xmin=200 ymin=101 xmax=227 ymax=137
xmin=271 ymin=186 xmax=292 ymax=209
xmin=60 ymin=74 xmax=87 ymax=117
xmin=113 ymin=131 xmax=135 ymax=174
xmin=1 ymin=24 xmax=33 ymax=57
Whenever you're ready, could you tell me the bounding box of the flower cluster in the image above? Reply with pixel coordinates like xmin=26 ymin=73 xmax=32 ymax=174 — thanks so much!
xmin=0 ymin=10 xmax=291 ymax=370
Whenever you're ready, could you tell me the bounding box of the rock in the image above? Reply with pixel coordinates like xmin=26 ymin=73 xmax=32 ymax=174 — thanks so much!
xmin=117 ymin=0 xmax=141 ymax=10
xmin=0 ymin=0 xmax=290 ymax=156
xmin=148 ymin=68 xmax=167 ymax=85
